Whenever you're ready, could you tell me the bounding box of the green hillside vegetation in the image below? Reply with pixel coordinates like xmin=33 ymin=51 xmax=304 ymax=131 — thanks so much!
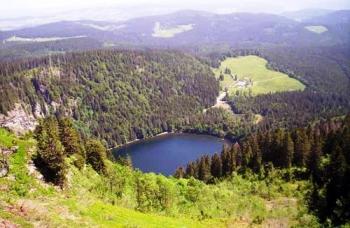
xmin=0 ymin=118 xmax=319 ymax=227
xmin=213 ymin=55 xmax=305 ymax=96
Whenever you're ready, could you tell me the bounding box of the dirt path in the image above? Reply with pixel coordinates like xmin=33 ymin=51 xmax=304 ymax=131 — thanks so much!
xmin=204 ymin=92 xmax=234 ymax=115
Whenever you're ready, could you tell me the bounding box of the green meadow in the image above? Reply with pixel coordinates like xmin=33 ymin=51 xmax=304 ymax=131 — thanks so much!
xmin=213 ymin=55 xmax=305 ymax=96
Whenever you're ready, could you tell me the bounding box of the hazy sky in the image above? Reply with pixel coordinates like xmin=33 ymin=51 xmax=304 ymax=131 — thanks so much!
xmin=2 ymin=0 xmax=350 ymax=19
xmin=0 ymin=0 xmax=349 ymax=30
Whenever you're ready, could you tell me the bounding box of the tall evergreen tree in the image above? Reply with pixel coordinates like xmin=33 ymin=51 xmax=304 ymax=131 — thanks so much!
xmin=198 ymin=156 xmax=211 ymax=183
xmin=185 ymin=162 xmax=197 ymax=179
xmin=174 ymin=167 xmax=185 ymax=179
xmin=281 ymin=133 xmax=294 ymax=168
xmin=307 ymin=139 xmax=322 ymax=179
xmin=250 ymin=137 xmax=262 ymax=172
xmin=241 ymin=143 xmax=252 ymax=171
xmin=293 ymin=129 xmax=310 ymax=167
xmin=58 ymin=118 xmax=85 ymax=169
xmin=326 ymin=144 xmax=347 ymax=224
xmin=210 ymin=153 xmax=222 ymax=178
xmin=34 ymin=117 xmax=67 ymax=187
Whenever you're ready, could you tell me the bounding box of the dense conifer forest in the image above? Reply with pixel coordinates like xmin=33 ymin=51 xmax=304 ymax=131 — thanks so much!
xmin=0 ymin=50 xmax=222 ymax=146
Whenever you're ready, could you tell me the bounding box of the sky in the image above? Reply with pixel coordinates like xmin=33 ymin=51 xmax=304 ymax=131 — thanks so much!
xmin=0 ymin=0 xmax=349 ymax=30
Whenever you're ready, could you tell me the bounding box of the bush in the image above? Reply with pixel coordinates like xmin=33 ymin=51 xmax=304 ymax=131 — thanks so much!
xmin=85 ymin=139 xmax=108 ymax=175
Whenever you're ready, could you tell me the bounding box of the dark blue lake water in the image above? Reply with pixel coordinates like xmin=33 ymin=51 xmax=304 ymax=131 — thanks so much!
xmin=113 ymin=133 xmax=229 ymax=176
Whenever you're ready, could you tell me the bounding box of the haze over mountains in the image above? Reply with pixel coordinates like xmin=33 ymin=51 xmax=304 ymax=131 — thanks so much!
xmin=0 ymin=9 xmax=349 ymax=59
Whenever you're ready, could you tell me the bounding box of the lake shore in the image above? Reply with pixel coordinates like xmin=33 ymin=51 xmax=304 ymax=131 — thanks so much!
xmin=108 ymin=131 xmax=173 ymax=150
xmin=110 ymin=130 xmax=235 ymax=152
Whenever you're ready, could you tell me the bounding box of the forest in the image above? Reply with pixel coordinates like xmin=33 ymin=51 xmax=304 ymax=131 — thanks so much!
xmin=0 ymin=50 xmax=223 ymax=146
xmin=176 ymin=116 xmax=350 ymax=226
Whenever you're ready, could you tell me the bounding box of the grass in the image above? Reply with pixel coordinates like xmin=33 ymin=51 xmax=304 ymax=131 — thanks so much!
xmin=213 ymin=55 xmax=305 ymax=96
xmin=82 ymin=202 xmax=222 ymax=227
xmin=305 ymin=26 xmax=328 ymax=34
xmin=0 ymin=128 xmax=319 ymax=227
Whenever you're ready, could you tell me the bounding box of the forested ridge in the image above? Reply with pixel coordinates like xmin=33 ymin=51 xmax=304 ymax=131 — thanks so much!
xmin=0 ymin=49 xmax=220 ymax=146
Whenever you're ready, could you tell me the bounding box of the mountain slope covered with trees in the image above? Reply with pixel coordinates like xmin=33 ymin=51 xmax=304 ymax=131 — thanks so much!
xmin=0 ymin=50 xmax=219 ymax=146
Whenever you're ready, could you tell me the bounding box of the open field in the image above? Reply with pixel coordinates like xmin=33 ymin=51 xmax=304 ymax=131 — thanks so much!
xmin=305 ymin=25 xmax=328 ymax=34
xmin=152 ymin=22 xmax=194 ymax=38
xmin=213 ymin=55 xmax=305 ymax=96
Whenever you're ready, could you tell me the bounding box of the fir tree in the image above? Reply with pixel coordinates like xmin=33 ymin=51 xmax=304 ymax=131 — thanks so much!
xmin=34 ymin=117 xmax=67 ymax=187
xmin=174 ymin=167 xmax=185 ymax=179
xmin=210 ymin=153 xmax=222 ymax=178
xmin=58 ymin=117 xmax=85 ymax=169
xmin=282 ymin=132 xmax=294 ymax=168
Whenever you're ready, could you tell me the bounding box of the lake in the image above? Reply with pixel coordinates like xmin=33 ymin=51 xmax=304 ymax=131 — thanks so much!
xmin=113 ymin=133 xmax=230 ymax=176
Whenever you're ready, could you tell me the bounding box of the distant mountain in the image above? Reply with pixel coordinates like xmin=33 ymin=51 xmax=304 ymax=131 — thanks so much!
xmin=1 ymin=21 xmax=117 ymax=41
xmin=302 ymin=10 xmax=350 ymax=43
xmin=281 ymin=9 xmax=334 ymax=21
xmin=304 ymin=10 xmax=350 ymax=25
xmin=0 ymin=10 xmax=349 ymax=57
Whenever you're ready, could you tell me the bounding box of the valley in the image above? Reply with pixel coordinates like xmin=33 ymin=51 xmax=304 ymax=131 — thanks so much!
xmin=0 ymin=5 xmax=350 ymax=228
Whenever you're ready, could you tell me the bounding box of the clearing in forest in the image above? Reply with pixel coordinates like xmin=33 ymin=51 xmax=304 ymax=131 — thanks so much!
xmin=213 ymin=55 xmax=305 ymax=96
xmin=305 ymin=25 xmax=328 ymax=34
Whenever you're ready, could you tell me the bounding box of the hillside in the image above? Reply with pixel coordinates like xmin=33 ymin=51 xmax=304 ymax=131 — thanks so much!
xmin=0 ymin=50 xmax=219 ymax=147
xmin=281 ymin=9 xmax=334 ymax=21
xmin=0 ymin=126 xmax=319 ymax=227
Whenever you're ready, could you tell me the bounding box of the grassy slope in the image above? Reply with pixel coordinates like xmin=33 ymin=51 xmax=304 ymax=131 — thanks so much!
xmin=213 ymin=55 xmax=305 ymax=96
xmin=0 ymin=128 xmax=318 ymax=227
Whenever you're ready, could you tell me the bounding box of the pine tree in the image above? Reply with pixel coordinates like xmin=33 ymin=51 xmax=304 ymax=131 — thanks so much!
xmin=58 ymin=118 xmax=85 ymax=169
xmin=241 ymin=142 xmax=252 ymax=172
xmin=271 ymin=129 xmax=284 ymax=166
xmin=326 ymin=144 xmax=347 ymax=224
xmin=185 ymin=162 xmax=197 ymax=179
xmin=250 ymin=137 xmax=262 ymax=172
xmin=221 ymin=146 xmax=231 ymax=176
xmin=293 ymin=129 xmax=308 ymax=167
xmin=210 ymin=153 xmax=222 ymax=178
xmin=34 ymin=117 xmax=67 ymax=187
xmin=174 ymin=166 xmax=185 ymax=178
xmin=307 ymin=139 xmax=322 ymax=179
xmin=282 ymin=132 xmax=294 ymax=168
xmin=198 ymin=156 xmax=211 ymax=183
xmin=229 ymin=145 xmax=238 ymax=173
